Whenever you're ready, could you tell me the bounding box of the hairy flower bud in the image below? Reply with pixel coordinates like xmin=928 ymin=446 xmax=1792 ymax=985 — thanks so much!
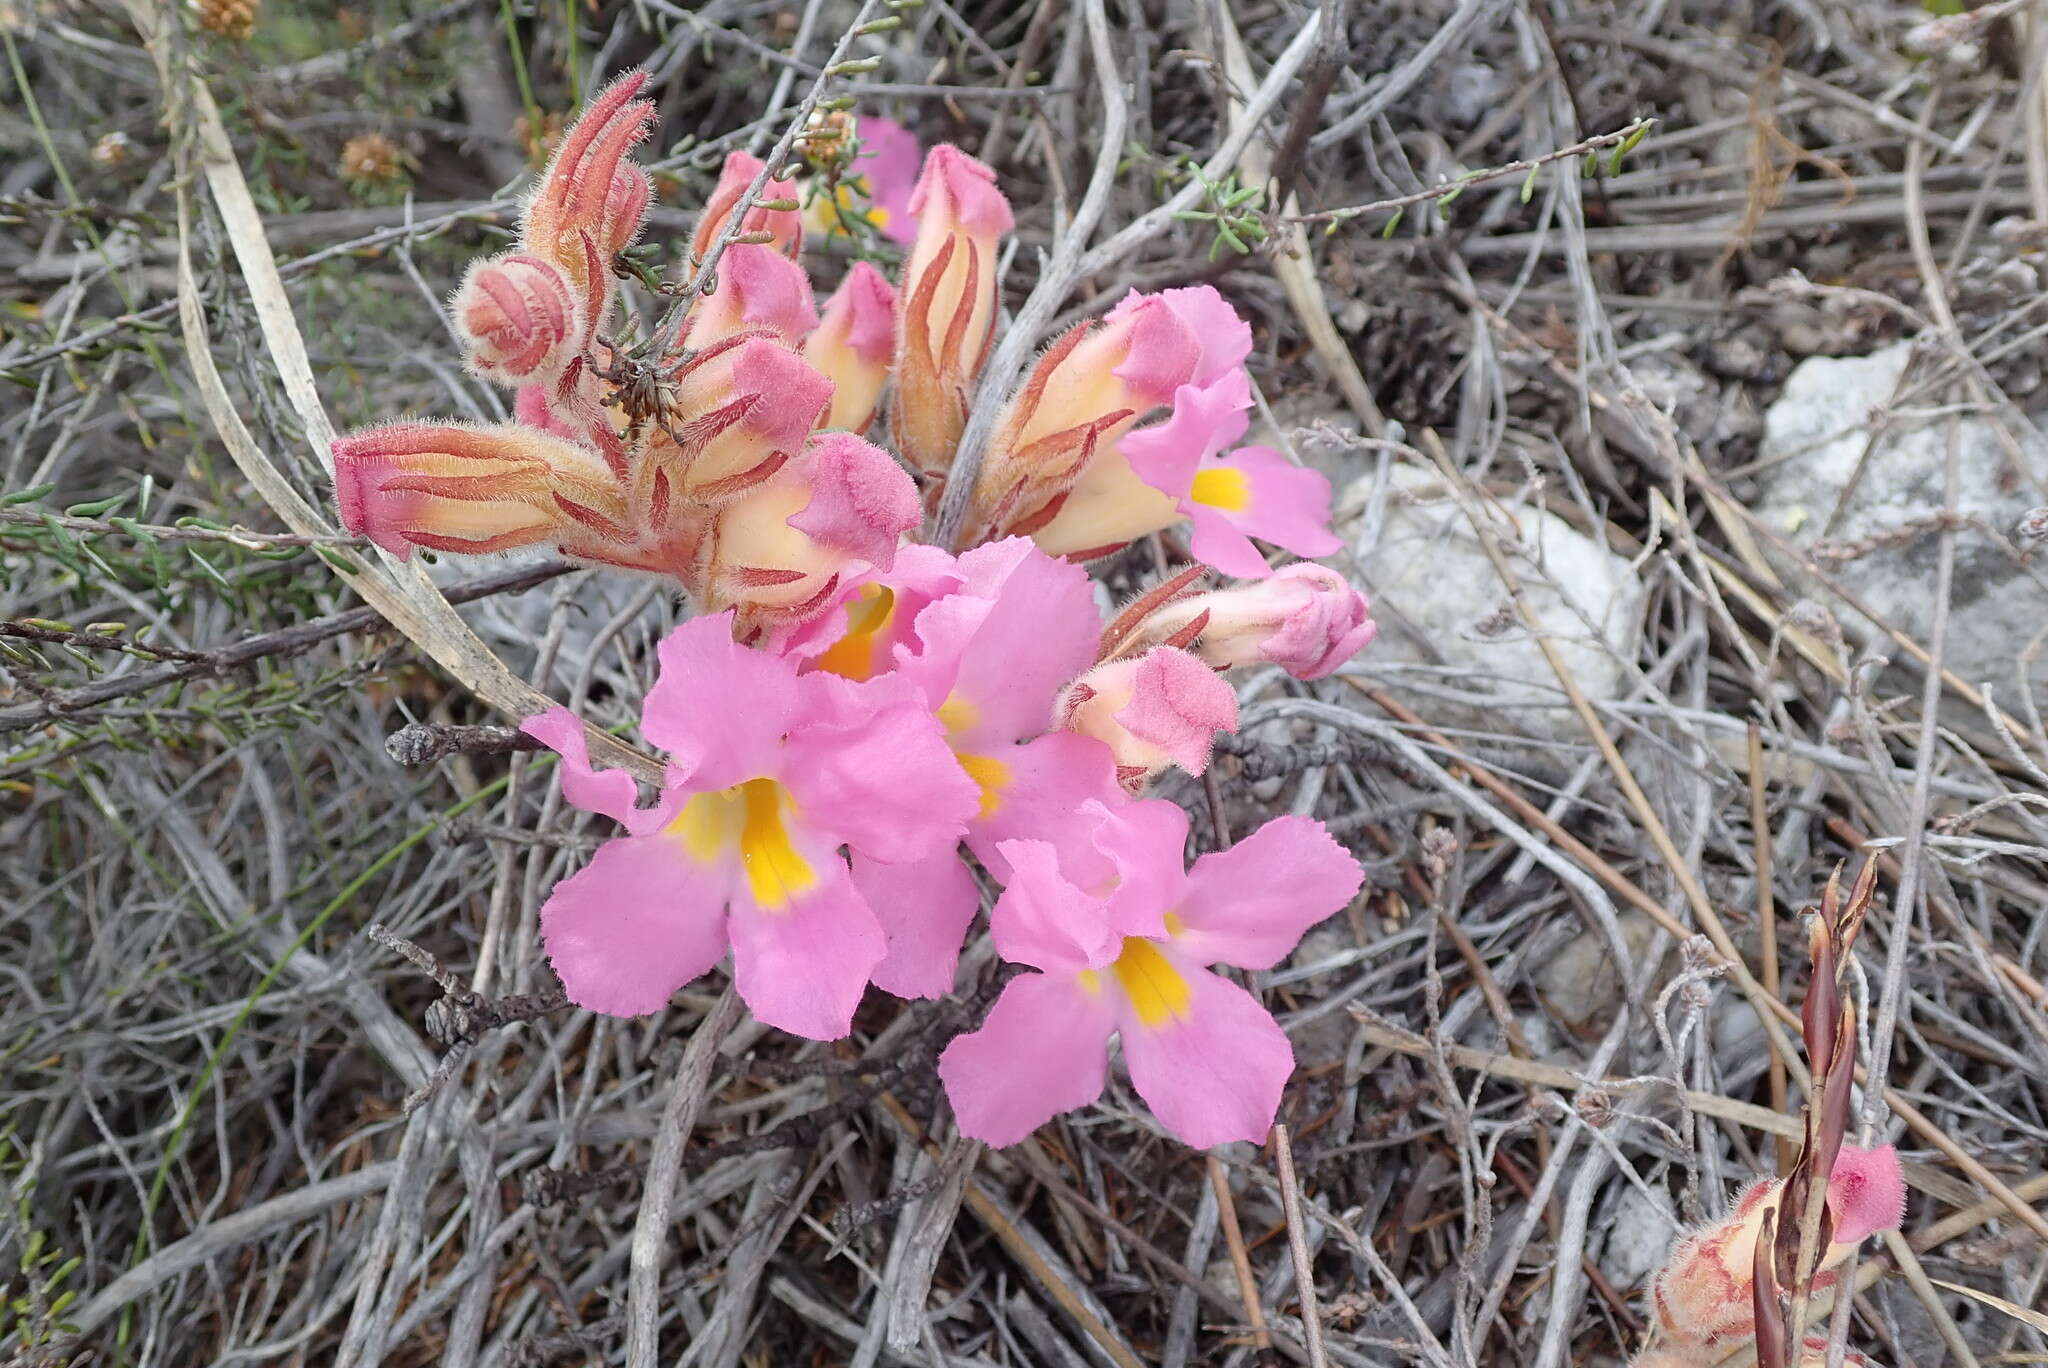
xmin=683 ymin=242 xmax=819 ymax=349
xmin=639 ymin=338 xmax=834 ymax=516
xmin=332 ymin=421 xmax=626 ymax=559
xmin=520 ymin=71 xmax=655 ymax=318
xmin=803 ymin=262 xmax=897 ymax=433
xmin=1651 ymin=1145 xmax=1905 ymax=1347
xmin=706 ymin=431 xmax=921 ymax=636
xmin=1055 ymin=647 xmax=1238 ymax=789
xmin=892 ymin=145 xmax=1013 ymax=479
xmin=1129 ymin=564 xmax=1374 ymax=680
xmin=692 ymin=150 xmax=803 ymax=261
xmin=451 ymin=252 xmax=586 ymax=386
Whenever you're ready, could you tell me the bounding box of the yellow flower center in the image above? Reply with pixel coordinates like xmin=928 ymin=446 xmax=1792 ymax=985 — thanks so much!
xmin=1094 ymin=936 xmax=1193 ymax=1028
xmin=955 ymin=751 xmax=1010 ymax=820
xmin=1190 ymin=467 xmax=1250 ymax=512
xmin=670 ymin=777 xmax=816 ymax=910
xmin=813 ymin=584 xmax=896 ymax=680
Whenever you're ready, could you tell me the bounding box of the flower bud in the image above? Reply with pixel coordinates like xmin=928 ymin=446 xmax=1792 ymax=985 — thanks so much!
xmin=641 ymin=337 xmax=833 ymax=508
xmin=1651 ymin=1145 xmax=1905 ymax=1347
xmin=692 ymin=150 xmax=803 ymax=261
xmin=451 ymin=252 xmax=585 ymax=386
xmin=520 ymin=71 xmax=656 ymax=316
xmin=1131 ymin=564 xmax=1374 ymax=680
xmin=803 ymin=262 xmax=897 ymax=433
xmin=892 ymin=145 xmax=1013 ymax=478
xmin=707 ymin=432 xmax=921 ymax=635
xmin=683 ymin=242 xmax=819 ymax=348
xmin=1054 ymin=647 xmax=1238 ymax=789
xmin=332 ymin=421 xmax=625 ymax=559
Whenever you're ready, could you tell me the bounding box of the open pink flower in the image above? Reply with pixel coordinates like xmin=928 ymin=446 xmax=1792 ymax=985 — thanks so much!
xmin=804 ymin=115 xmax=923 ymax=245
xmin=837 ymin=539 xmax=1118 ymax=996
xmin=1120 ymin=369 xmax=1341 ymax=578
xmin=966 ymin=286 xmax=1253 ymax=553
xmin=1651 ymin=1143 xmax=1907 ymax=1347
xmin=521 ymin=611 xmax=978 ymax=1039
xmin=1055 ymin=646 xmax=1239 ymax=788
xmin=939 ymin=799 xmax=1363 ymax=1148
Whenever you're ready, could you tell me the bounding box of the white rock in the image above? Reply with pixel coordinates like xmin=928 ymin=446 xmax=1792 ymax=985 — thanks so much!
xmin=1598 ymin=1182 xmax=1683 ymax=1293
xmin=1752 ymin=343 xmax=2048 ymax=696
xmin=1341 ymin=463 xmax=1648 ymax=744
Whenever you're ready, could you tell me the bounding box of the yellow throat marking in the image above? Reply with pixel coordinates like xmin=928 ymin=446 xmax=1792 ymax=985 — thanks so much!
xmin=671 ymin=777 xmax=816 ymax=910
xmin=1190 ymin=467 xmax=1251 ymax=512
xmin=1107 ymin=937 xmax=1192 ymax=1028
xmin=813 ymin=584 xmax=896 ymax=681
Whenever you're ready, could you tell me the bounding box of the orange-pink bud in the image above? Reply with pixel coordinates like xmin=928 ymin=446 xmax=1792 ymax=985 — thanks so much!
xmin=520 ymin=71 xmax=656 ymax=316
xmin=639 ymin=338 xmax=833 ymax=513
xmin=692 ymin=150 xmax=803 ymax=262
xmin=1054 ymin=647 xmax=1238 ymax=790
xmin=452 ymin=252 xmax=585 ymax=386
xmin=803 ymin=262 xmax=897 ymax=433
xmin=1129 ymin=565 xmax=1374 ymax=680
xmin=892 ymin=145 xmax=1013 ymax=479
xmin=706 ymin=432 xmax=920 ymax=635
xmin=332 ymin=421 xmax=624 ymax=559
xmin=682 ymin=242 xmax=818 ymax=349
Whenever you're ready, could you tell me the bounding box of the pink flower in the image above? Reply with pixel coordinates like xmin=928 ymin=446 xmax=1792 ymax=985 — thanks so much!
xmin=1131 ymin=564 xmax=1375 ymax=681
xmin=331 ymin=420 xmax=624 ymax=559
xmin=451 ymin=252 xmax=586 ymax=387
xmin=803 ymin=262 xmax=897 ymax=434
xmin=692 ymin=150 xmax=804 ymax=261
xmin=1120 ymin=369 xmax=1342 ymax=578
xmin=966 ymin=287 xmax=1254 ymax=554
xmin=705 ymin=431 xmax=922 ymax=636
xmin=683 ymin=242 xmax=819 ymax=348
xmin=520 ymin=71 xmax=656 ymax=320
xmin=938 ymin=799 xmax=1363 ymax=1147
xmin=1651 ymin=1144 xmax=1907 ymax=1347
xmin=520 ymin=612 xmax=978 ymax=1038
xmin=849 ymin=116 xmax=922 ymax=243
xmin=1055 ymin=646 xmax=1239 ymax=788
xmin=893 ymin=145 xmax=1013 ymax=478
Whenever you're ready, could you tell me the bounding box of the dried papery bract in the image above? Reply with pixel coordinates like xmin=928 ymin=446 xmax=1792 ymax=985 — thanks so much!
xmin=892 ymin=145 xmax=1013 ymax=481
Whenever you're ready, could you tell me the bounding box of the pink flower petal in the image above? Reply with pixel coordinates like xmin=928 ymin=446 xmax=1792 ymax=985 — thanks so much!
xmin=907 ymin=144 xmax=1014 ymax=237
xmin=771 ymin=544 xmax=964 ymax=675
xmin=697 ymin=241 xmax=818 ymax=343
xmin=1173 ymin=816 xmax=1363 ymax=970
xmin=851 ymin=116 xmax=923 ymax=244
xmin=780 ymin=676 xmax=978 ymax=864
xmin=1117 ymin=957 xmax=1294 ymax=1148
xmin=1254 ymin=565 xmax=1376 ymax=680
xmin=1086 ymin=796 xmax=1192 ymax=938
xmin=1202 ymin=445 xmax=1341 ymax=566
xmin=1185 ymin=505 xmax=1275 ymax=580
xmin=1104 ymin=294 xmax=1201 ymax=412
xmin=1827 ymin=1144 xmax=1906 ymax=1245
xmin=968 ymin=733 xmax=1124 ymax=880
xmin=642 ymin=611 xmax=802 ymax=789
xmin=851 ymin=848 xmax=981 ymax=999
xmin=1121 ymin=370 xmax=1253 ymax=505
xmin=1112 ymin=647 xmax=1239 ymax=777
xmin=987 ymin=838 xmax=1119 ymax=972
xmin=939 ymin=971 xmax=1115 ymax=1147
xmin=1158 ymin=285 xmax=1254 ymax=386
xmin=725 ymin=852 xmax=883 ymax=1039
xmin=785 ymin=432 xmax=921 ymax=572
xmin=540 ymin=831 xmax=731 ymax=1017
xmin=520 ymin=705 xmax=671 ymax=835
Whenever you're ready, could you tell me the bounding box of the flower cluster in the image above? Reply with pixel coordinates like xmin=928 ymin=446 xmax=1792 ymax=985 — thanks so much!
xmin=334 ymin=75 xmax=1375 ymax=1150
